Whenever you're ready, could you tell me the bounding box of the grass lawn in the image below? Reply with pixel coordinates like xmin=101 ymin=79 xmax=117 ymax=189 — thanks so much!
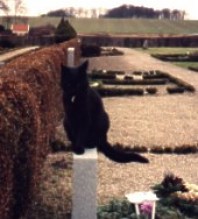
xmin=173 ymin=61 xmax=198 ymax=69
xmin=138 ymin=47 xmax=198 ymax=55
xmin=137 ymin=47 xmax=198 ymax=69
xmin=27 ymin=17 xmax=198 ymax=35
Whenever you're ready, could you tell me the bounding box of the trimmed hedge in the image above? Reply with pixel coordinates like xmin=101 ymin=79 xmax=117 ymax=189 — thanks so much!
xmin=0 ymin=39 xmax=80 ymax=219
xmin=107 ymin=70 xmax=125 ymax=75
xmin=152 ymin=53 xmax=198 ymax=62
xmin=96 ymin=87 xmax=144 ymax=97
xmin=81 ymin=44 xmax=101 ymax=57
xmin=89 ymin=69 xmax=195 ymax=97
xmin=146 ymin=87 xmax=158 ymax=94
xmin=102 ymin=78 xmax=167 ymax=85
xmin=89 ymin=72 xmax=115 ymax=80
xmin=167 ymin=86 xmax=185 ymax=94
xmin=188 ymin=66 xmax=198 ymax=72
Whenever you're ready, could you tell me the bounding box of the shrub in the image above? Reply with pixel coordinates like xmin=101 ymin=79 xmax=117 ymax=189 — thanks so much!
xmin=89 ymin=72 xmax=115 ymax=80
xmin=146 ymin=87 xmax=157 ymax=94
xmin=55 ymin=17 xmax=77 ymax=43
xmin=98 ymin=174 xmax=198 ymax=219
xmin=188 ymin=66 xmax=198 ymax=72
xmin=98 ymin=199 xmax=136 ymax=219
xmin=81 ymin=44 xmax=101 ymax=57
xmin=102 ymin=78 xmax=167 ymax=85
xmin=96 ymin=87 xmax=144 ymax=97
xmin=0 ymin=78 xmax=41 ymax=219
xmin=0 ymin=38 xmax=15 ymax=48
xmin=152 ymin=173 xmax=188 ymax=198
xmin=0 ymin=24 xmax=5 ymax=32
xmin=124 ymin=75 xmax=133 ymax=80
xmin=143 ymin=72 xmax=168 ymax=80
xmin=167 ymin=86 xmax=185 ymax=94
xmin=174 ymin=145 xmax=198 ymax=154
xmin=107 ymin=70 xmax=125 ymax=75
xmin=29 ymin=24 xmax=56 ymax=36
xmin=0 ymin=39 xmax=80 ymax=218
xmin=133 ymin=71 xmax=142 ymax=75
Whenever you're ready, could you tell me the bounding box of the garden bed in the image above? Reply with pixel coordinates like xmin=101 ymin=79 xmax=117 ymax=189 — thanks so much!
xmin=98 ymin=173 xmax=198 ymax=219
xmin=152 ymin=52 xmax=198 ymax=62
xmin=89 ymin=69 xmax=195 ymax=97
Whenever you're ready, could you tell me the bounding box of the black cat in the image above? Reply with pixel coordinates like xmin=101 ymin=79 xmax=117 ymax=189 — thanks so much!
xmin=61 ymin=60 xmax=149 ymax=163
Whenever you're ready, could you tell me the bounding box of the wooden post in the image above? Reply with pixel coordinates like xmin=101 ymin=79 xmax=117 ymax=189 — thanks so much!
xmin=72 ymin=148 xmax=98 ymax=219
xmin=67 ymin=47 xmax=75 ymax=67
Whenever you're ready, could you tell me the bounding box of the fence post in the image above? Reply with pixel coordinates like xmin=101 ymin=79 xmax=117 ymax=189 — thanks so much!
xmin=72 ymin=148 xmax=98 ymax=219
xmin=67 ymin=47 xmax=75 ymax=67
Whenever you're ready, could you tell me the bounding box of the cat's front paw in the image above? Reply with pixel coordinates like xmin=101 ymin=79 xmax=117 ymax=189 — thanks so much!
xmin=73 ymin=146 xmax=85 ymax=155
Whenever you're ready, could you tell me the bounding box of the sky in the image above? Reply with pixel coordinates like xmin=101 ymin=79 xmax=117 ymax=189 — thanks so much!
xmin=8 ymin=0 xmax=198 ymax=19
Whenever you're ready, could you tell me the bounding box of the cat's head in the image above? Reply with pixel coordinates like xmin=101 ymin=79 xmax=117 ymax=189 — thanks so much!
xmin=61 ymin=60 xmax=89 ymax=96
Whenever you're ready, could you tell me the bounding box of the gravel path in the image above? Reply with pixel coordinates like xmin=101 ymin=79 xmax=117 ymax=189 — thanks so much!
xmin=86 ymin=48 xmax=198 ymax=203
xmin=37 ymin=48 xmax=198 ymax=214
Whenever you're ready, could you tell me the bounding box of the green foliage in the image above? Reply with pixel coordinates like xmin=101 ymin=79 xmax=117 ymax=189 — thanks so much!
xmin=152 ymin=172 xmax=188 ymax=198
xmin=146 ymin=87 xmax=157 ymax=95
xmin=55 ymin=17 xmax=77 ymax=43
xmin=98 ymin=174 xmax=198 ymax=219
xmin=29 ymin=17 xmax=198 ymax=35
xmin=97 ymin=199 xmax=146 ymax=219
xmin=88 ymin=69 xmax=195 ymax=97
xmin=167 ymin=86 xmax=185 ymax=94
xmin=97 ymin=198 xmax=195 ymax=219
xmin=156 ymin=203 xmax=187 ymax=219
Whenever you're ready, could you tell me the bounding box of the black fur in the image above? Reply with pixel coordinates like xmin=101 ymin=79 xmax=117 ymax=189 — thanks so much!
xmin=61 ymin=60 xmax=149 ymax=163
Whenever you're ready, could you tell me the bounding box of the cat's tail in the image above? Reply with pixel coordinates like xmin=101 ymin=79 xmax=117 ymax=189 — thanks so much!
xmin=98 ymin=142 xmax=149 ymax=163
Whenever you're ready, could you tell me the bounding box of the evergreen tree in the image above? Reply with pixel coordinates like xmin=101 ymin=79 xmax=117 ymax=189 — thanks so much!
xmin=55 ymin=16 xmax=77 ymax=43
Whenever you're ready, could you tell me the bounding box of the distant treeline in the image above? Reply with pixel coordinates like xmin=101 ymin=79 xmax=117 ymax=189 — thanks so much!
xmin=44 ymin=4 xmax=185 ymax=20
xmin=104 ymin=5 xmax=185 ymax=20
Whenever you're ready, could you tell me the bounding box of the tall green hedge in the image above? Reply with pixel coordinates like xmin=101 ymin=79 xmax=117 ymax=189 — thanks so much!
xmin=55 ymin=17 xmax=77 ymax=43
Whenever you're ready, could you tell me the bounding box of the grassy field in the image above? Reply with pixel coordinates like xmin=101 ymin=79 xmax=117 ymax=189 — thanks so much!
xmin=28 ymin=17 xmax=198 ymax=35
xmin=138 ymin=47 xmax=198 ymax=69
xmin=138 ymin=47 xmax=198 ymax=54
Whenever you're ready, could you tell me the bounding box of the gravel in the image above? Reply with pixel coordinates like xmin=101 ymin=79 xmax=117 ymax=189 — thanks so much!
xmin=36 ymin=48 xmax=198 ymax=216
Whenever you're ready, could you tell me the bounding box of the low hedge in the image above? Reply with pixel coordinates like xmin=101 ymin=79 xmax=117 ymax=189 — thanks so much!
xmin=152 ymin=53 xmax=198 ymax=62
xmin=157 ymin=72 xmax=195 ymax=93
xmin=80 ymin=44 xmax=101 ymax=57
xmin=102 ymin=78 xmax=167 ymax=85
xmin=188 ymin=66 xmax=198 ymax=72
xmin=96 ymin=87 xmax=144 ymax=97
xmin=89 ymin=72 xmax=116 ymax=80
xmin=0 ymin=38 xmax=80 ymax=219
xmin=146 ymin=87 xmax=158 ymax=94
xmin=167 ymin=86 xmax=185 ymax=94
xmin=106 ymin=70 xmax=125 ymax=75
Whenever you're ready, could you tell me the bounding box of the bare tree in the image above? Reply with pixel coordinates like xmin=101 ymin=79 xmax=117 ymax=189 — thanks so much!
xmin=14 ymin=0 xmax=26 ymax=16
xmin=0 ymin=0 xmax=9 ymax=13
xmin=0 ymin=1 xmax=10 ymax=29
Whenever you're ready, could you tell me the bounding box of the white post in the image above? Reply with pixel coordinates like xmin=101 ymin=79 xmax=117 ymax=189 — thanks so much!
xmin=134 ymin=204 xmax=140 ymax=215
xmin=72 ymin=148 xmax=98 ymax=219
xmin=151 ymin=201 xmax=156 ymax=219
xmin=67 ymin=47 xmax=75 ymax=67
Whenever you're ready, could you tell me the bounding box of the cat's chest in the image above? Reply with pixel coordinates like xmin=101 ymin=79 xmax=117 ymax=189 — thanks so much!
xmin=66 ymin=96 xmax=87 ymax=114
xmin=70 ymin=95 xmax=76 ymax=104
xmin=64 ymin=94 xmax=77 ymax=106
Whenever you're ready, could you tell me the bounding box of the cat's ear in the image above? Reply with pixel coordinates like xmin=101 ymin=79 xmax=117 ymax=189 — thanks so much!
xmin=80 ymin=60 xmax=89 ymax=73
